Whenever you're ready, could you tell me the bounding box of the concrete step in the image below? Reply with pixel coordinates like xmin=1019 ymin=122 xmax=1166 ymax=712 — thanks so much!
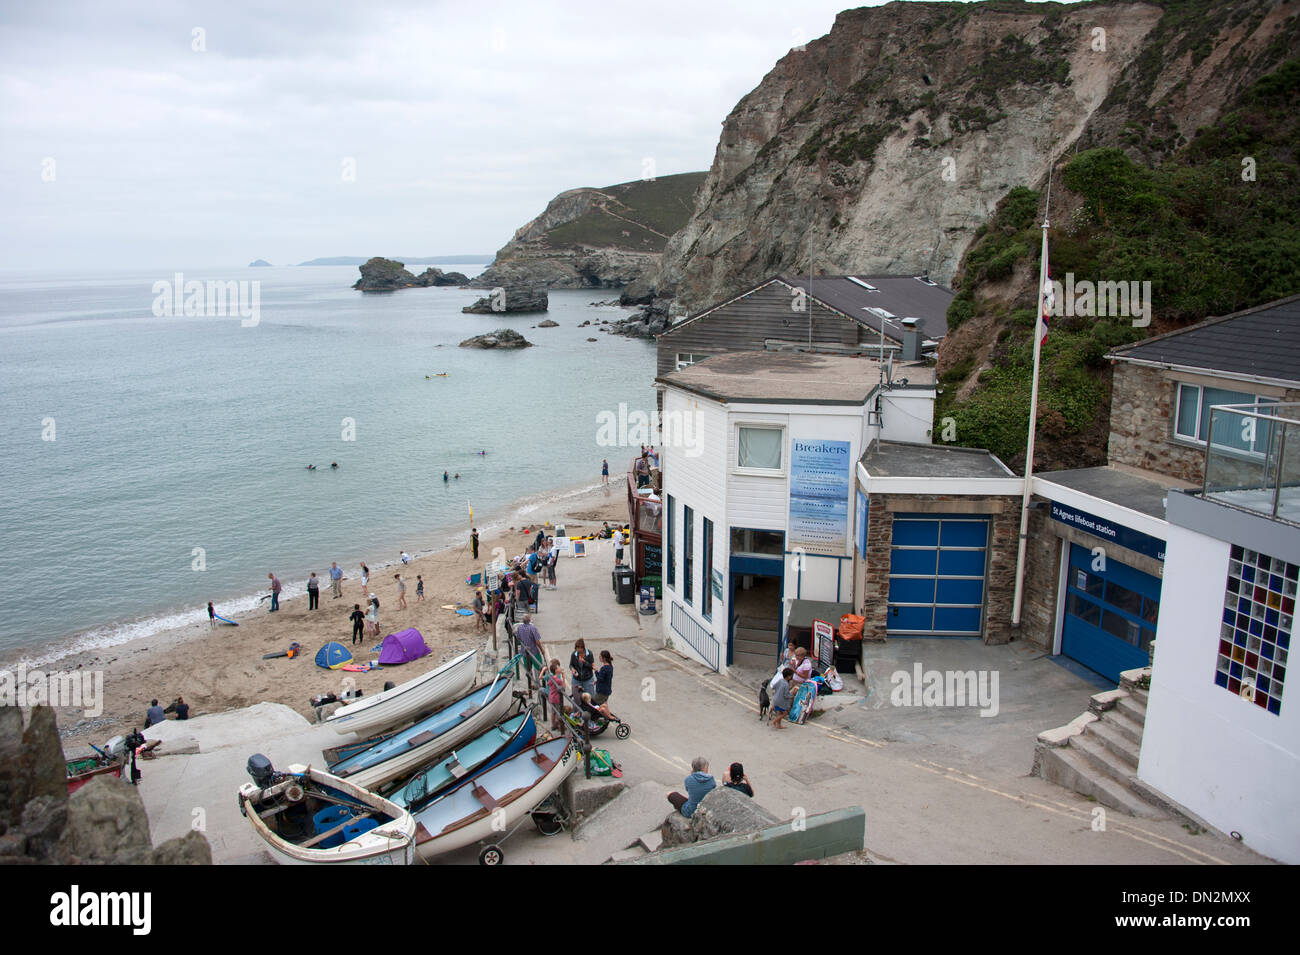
xmin=734 ymin=637 xmax=776 ymax=656
xmin=736 ymin=616 xmax=780 ymax=631
xmin=1033 ymin=742 xmax=1167 ymax=819
xmin=1070 ymin=734 xmax=1137 ymax=788
xmin=734 ymin=626 xmax=779 ymax=644
xmin=637 ymin=829 xmax=663 ymax=853
xmin=733 ymin=649 xmax=774 ymax=670
xmin=1114 ymin=693 xmax=1147 ymax=725
xmin=1088 ymin=688 xmax=1127 ymax=716
xmin=1104 ymin=708 xmax=1145 ymax=747
xmin=1086 ymin=719 xmax=1140 ymax=769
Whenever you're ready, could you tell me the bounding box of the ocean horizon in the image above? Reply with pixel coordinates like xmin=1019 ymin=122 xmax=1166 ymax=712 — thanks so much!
xmin=0 ymin=264 xmax=654 ymax=664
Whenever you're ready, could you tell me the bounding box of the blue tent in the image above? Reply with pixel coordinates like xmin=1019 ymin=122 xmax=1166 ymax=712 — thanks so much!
xmin=315 ymin=641 xmax=353 ymax=670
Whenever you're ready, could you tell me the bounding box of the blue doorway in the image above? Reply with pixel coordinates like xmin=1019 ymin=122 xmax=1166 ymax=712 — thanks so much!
xmin=1060 ymin=543 xmax=1160 ymax=683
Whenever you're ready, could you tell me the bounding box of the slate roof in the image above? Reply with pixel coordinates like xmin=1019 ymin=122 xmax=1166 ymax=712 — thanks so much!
xmin=1108 ymin=294 xmax=1300 ymax=386
xmin=778 ymin=274 xmax=954 ymax=341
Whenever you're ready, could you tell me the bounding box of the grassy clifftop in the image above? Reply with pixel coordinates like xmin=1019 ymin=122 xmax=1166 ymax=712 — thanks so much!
xmin=542 ymin=172 xmax=707 ymax=253
xmin=937 ymin=58 xmax=1300 ymax=472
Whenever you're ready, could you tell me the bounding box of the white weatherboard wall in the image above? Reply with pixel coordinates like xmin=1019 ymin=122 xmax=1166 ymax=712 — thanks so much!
xmin=1138 ymin=521 xmax=1300 ymax=863
xmin=660 ymin=388 xmax=728 ymax=670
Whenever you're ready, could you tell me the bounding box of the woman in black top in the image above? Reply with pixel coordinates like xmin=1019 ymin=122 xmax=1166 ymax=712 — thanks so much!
xmin=724 ymin=762 xmax=754 ymax=797
xmin=570 ymin=639 xmax=596 ymax=698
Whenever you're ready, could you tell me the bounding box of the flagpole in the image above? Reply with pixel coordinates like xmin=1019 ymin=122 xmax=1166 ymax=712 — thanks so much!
xmin=1011 ymin=172 xmax=1053 ymax=627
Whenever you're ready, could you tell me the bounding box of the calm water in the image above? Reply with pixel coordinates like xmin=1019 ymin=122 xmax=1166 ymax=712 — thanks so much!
xmin=0 ymin=265 xmax=653 ymax=661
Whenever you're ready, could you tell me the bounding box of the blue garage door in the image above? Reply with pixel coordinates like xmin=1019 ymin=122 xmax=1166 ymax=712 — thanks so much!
xmin=1061 ymin=543 xmax=1160 ymax=683
xmin=887 ymin=515 xmax=989 ymax=636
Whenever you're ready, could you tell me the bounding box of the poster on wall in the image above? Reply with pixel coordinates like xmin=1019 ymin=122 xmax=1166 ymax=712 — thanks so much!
xmin=711 ymin=568 xmax=724 ymax=600
xmin=788 ymin=439 xmax=853 ymax=554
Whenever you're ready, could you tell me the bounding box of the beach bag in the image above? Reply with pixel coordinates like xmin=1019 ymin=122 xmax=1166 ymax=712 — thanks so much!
xmin=839 ymin=614 xmax=865 ymax=641
xmin=586 ymin=749 xmax=615 ymax=776
xmin=825 ymin=666 xmax=845 ymax=692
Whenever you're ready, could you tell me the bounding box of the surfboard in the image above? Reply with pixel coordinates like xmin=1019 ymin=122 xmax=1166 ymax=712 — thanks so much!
xmin=214 ymin=614 xmax=239 ymax=626
xmin=455 ymin=609 xmax=474 ymax=616
xmin=790 ymin=682 xmax=817 ymax=724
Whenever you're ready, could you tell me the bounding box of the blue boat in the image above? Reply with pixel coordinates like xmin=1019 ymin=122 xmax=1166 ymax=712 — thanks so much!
xmin=384 ymin=712 xmax=537 ymax=812
xmin=323 ymin=668 xmax=517 ymax=790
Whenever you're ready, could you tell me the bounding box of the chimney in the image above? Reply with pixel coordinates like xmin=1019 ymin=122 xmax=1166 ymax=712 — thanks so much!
xmin=901 ymin=317 xmax=921 ymax=361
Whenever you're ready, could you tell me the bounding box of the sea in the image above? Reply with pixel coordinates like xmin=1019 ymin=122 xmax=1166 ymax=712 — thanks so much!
xmin=0 ymin=264 xmax=655 ymax=664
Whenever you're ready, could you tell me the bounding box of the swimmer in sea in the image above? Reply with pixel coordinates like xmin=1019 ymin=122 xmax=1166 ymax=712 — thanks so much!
xmin=306 ymin=464 xmax=316 ymax=470
xmin=443 ymin=471 xmax=449 ymax=482
xmin=331 ymin=462 xmax=338 ymax=469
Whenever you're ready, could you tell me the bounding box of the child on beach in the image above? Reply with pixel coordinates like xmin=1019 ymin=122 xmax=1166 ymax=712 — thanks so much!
xmin=396 ymin=573 xmax=407 ymax=609
xmin=416 ymin=575 xmax=424 ymax=601
xmin=361 ymin=563 xmax=370 ymax=589
xmin=545 ymin=660 xmax=566 ymax=731
xmin=349 ymin=604 xmax=365 ymax=645
xmin=770 ymin=668 xmax=795 ymax=729
xmin=207 ymin=601 xmax=215 ymax=628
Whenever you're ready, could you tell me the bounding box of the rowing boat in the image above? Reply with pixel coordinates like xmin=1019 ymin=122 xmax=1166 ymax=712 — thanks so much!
xmin=238 ymin=761 xmax=415 ymax=865
xmin=323 ymin=670 xmax=516 ymax=791
xmin=383 ymin=711 xmax=536 ymax=811
xmin=325 ymin=648 xmax=477 ymax=737
xmin=411 ymin=735 xmax=575 ymax=864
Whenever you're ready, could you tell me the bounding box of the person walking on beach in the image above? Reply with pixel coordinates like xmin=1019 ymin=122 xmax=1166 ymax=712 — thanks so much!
xmin=207 ymin=601 xmax=216 ymax=629
xmin=360 ymin=563 xmax=370 ymax=590
xmin=329 ymin=562 xmax=343 ymax=599
xmin=471 ymin=527 xmax=479 ymax=560
xmin=396 ymin=574 xmax=407 ymax=610
xmin=366 ymin=595 xmax=380 ymax=637
xmin=545 ymin=547 xmax=557 ymax=590
xmin=513 ymin=613 xmax=545 ymax=690
xmin=349 ymin=604 xmax=365 ymax=645
xmin=601 ymin=459 xmax=609 ymax=484
xmin=268 ymin=573 xmax=281 ymax=612
xmin=416 ymin=575 xmax=424 ymax=602
xmin=307 ymin=572 xmax=320 ymax=610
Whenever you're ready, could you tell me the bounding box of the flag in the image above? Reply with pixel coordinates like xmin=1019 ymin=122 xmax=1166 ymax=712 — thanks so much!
xmin=1039 ymin=243 xmax=1053 ymax=346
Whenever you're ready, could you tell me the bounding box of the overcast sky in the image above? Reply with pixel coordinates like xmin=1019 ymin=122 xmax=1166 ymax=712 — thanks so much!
xmin=0 ymin=0 xmax=883 ymax=270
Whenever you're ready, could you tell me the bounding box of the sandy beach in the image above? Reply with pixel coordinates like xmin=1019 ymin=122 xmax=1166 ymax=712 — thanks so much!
xmin=35 ymin=481 xmax=628 ymax=748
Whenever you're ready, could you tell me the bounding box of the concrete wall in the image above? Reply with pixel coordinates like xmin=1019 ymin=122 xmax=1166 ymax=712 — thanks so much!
xmin=1108 ymin=362 xmax=1299 ymax=485
xmin=625 ymin=806 xmax=866 ymax=865
xmin=1138 ymin=520 xmax=1300 ymax=864
xmin=857 ymin=493 xmax=1018 ymax=644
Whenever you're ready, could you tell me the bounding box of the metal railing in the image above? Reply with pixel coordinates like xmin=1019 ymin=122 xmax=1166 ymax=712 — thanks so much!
xmin=669 ymin=601 xmax=721 ymax=671
xmin=1202 ymin=402 xmax=1300 ymax=523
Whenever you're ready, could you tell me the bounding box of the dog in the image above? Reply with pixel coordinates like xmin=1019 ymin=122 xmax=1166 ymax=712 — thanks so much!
xmin=758 ymin=680 xmax=770 ymax=721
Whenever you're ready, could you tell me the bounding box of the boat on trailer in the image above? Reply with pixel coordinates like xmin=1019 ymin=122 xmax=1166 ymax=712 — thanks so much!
xmin=410 ymin=734 xmax=576 ymax=865
xmin=323 ymin=663 xmax=518 ymax=791
xmin=325 ymin=648 xmax=478 ymax=737
xmin=383 ymin=711 xmax=537 ymax=811
xmin=237 ymin=757 xmax=415 ymax=865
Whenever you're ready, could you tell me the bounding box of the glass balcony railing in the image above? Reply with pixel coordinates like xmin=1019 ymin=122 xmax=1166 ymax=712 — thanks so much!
xmin=1201 ymin=402 xmax=1300 ymax=525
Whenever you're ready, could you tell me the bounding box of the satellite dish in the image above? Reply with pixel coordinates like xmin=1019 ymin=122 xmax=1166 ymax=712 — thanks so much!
xmin=884 ymin=351 xmax=895 ymax=385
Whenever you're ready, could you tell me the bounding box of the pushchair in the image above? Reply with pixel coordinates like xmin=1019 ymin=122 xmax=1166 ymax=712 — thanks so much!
xmin=562 ymin=692 xmax=631 ymax=740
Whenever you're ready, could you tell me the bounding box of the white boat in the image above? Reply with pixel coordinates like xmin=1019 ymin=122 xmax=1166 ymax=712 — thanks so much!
xmin=326 ymin=648 xmax=478 ymax=737
xmin=325 ymin=675 xmax=517 ymax=791
xmin=237 ymin=761 xmax=416 ymax=866
xmin=411 ymin=735 xmax=576 ymax=865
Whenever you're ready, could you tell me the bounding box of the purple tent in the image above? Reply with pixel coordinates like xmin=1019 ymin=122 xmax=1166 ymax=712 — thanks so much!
xmin=377 ymin=628 xmax=431 ymax=665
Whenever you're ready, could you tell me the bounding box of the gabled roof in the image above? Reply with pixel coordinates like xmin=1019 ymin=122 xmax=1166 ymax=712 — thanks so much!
xmin=661 ymin=274 xmax=953 ymax=343
xmin=1108 ymin=294 xmax=1300 ymax=387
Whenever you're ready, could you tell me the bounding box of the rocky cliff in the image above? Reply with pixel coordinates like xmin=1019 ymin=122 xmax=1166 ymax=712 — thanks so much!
xmin=648 ymin=0 xmax=1299 ymax=313
xmin=471 ymin=172 xmax=706 ymax=290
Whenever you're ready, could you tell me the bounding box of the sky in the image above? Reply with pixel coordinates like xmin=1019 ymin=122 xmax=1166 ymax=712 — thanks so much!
xmin=0 ymin=0 xmax=881 ymax=270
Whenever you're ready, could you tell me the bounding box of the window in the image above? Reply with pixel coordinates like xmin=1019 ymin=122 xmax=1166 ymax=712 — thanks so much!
xmin=1174 ymin=384 xmax=1274 ymax=454
xmin=730 ymin=528 xmax=785 ymax=556
xmin=702 ymin=518 xmax=714 ymax=620
xmin=666 ymin=495 xmax=676 ymax=589
xmin=676 ymin=352 xmax=710 ymax=370
xmin=737 ymin=426 xmax=783 ymax=470
xmin=683 ymin=506 xmax=694 ymax=603
xmin=1217 ymin=544 xmax=1295 ymax=716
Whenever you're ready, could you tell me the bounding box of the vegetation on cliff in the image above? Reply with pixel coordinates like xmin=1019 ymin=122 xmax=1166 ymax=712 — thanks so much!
xmin=937 ymin=58 xmax=1300 ymax=472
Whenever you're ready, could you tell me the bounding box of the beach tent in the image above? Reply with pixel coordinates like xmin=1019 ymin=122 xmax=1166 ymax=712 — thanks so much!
xmin=315 ymin=641 xmax=354 ymax=670
xmin=377 ymin=628 xmax=431 ymax=665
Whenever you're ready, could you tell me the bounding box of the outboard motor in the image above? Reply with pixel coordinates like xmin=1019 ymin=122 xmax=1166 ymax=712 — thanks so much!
xmin=383 ymin=681 xmax=396 ymax=692
xmin=247 ymin=753 xmax=275 ymax=790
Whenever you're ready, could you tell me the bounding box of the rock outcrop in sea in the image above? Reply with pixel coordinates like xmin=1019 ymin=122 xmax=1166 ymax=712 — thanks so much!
xmin=461 ymin=286 xmax=548 ymax=314
xmin=352 ymin=257 xmax=470 ymax=291
xmin=248 ymin=259 xmax=272 ymax=267
xmin=470 ymin=172 xmax=705 ymax=292
xmin=458 ymin=328 xmax=533 ymax=349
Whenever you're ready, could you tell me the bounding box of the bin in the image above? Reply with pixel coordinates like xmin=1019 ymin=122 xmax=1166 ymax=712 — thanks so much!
xmin=614 ymin=568 xmax=636 ymax=605
xmin=638 ymin=585 xmax=657 ymax=615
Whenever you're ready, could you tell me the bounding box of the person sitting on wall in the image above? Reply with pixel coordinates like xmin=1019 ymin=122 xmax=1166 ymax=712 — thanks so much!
xmin=667 ymin=757 xmax=716 ymax=817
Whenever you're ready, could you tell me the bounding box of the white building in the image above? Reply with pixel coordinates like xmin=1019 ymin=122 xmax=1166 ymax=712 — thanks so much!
xmin=656 ymin=351 xmax=935 ymax=672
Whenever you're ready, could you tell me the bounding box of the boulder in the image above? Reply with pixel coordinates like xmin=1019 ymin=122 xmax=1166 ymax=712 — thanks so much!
xmin=353 ymin=257 xmax=417 ymax=290
xmin=21 ymin=706 xmax=66 ymax=804
xmin=537 ymin=319 xmax=559 ymax=328
xmin=151 ymin=830 xmax=213 ymax=865
xmin=660 ymin=809 xmax=694 ymax=847
xmin=657 ymin=787 xmax=778 ymax=848
xmin=458 ymin=329 xmax=533 ymax=349
xmin=412 ymin=267 xmax=469 ymax=287
xmin=462 ymin=286 xmax=548 ymax=314
xmin=57 ymin=775 xmax=154 ymax=864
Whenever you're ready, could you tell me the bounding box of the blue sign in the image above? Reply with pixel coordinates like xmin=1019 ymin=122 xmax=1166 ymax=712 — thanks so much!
xmin=1049 ymin=500 xmax=1165 ymax=561
xmin=788 ymin=439 xmax=853 ymax=553
xmin=856 ymin=489 xmax=868 ymax=556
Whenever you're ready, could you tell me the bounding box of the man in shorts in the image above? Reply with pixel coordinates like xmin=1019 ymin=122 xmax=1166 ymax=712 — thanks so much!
xmin=514 ymin=613 xmax=546 ymax=690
